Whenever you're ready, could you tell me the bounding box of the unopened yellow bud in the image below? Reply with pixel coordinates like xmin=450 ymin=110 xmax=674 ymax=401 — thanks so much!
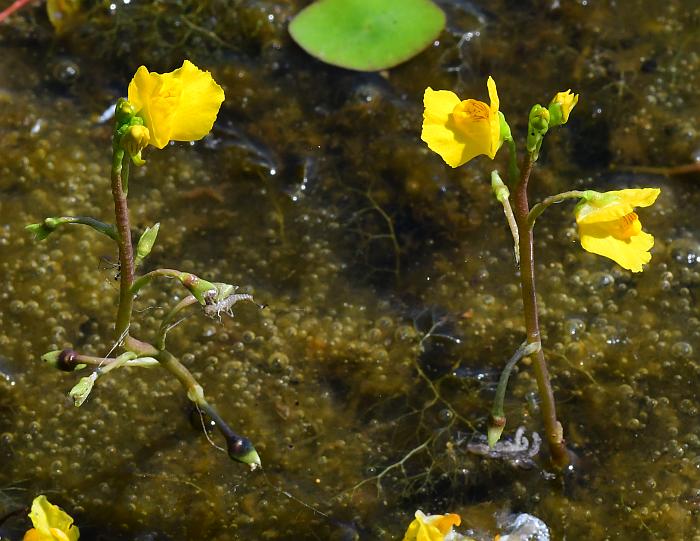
xmin=121 ymin=124 xmax=150 ymax=161
xmin=549 ymin=89 xmax=579 ymax=126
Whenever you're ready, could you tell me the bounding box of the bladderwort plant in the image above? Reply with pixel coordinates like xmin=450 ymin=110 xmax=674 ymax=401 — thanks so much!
xmin=26 ymin=60 xmax=262 ymax=469
xmin=422 ymin=78 xmax=660 ymax=467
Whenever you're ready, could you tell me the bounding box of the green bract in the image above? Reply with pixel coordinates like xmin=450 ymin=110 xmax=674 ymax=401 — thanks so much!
xmin=289 ymin=0 xmax=445 ymax=72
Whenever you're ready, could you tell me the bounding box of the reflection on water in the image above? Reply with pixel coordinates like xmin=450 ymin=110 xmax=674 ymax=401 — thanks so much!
xmin=0 ymin=0 xmax=699 ymax=538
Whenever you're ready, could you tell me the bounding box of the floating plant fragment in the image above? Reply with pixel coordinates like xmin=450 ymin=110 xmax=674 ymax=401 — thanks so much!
xmin=289 ymin=0 xmax=446 ymax=71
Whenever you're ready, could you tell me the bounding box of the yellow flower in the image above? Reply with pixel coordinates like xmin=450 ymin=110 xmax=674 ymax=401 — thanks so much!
xmin=402 ymin=510 xmax=463 ymax=541
xmin=46 ymin=0 xmax=81 ymax=34
xmin=421 ymin=77 xmax=502 ymax=168
xmin=575 ymin=188 xmax=660 ymax=273
xmin=23 ymin=495 xmax=79 ymax=541
xmin=549 ymin=89 xmax=578 ymax=125
xmin=127 ymin=60 xmax=225 ymax=149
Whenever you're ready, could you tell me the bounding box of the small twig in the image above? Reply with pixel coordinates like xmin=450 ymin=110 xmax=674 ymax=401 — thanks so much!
xmin=0 ymin=0 xmax=35 ymax=23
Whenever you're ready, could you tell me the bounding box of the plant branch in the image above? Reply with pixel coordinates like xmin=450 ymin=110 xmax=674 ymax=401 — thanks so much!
xmin=111 ymin=149 xmax=135 ymax=340
xmin=513 ymin=152 xmax=569 ymax=468
xmin=527 ymin=190 xmax=585 ymax=229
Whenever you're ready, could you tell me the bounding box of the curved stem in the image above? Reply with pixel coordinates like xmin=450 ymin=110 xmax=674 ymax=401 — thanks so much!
xmin=513 ymin=153 xmax=569 ymax=468
xmin=157 ymin=295 xmax=199 ymax=350
xmin=130 ymin=268 xmax=186 ymax=296
xmin=491 ymin=170 xmax=520 ymax=266
xmin=527 ymin=190 xmax=585 ymax=229
xmin=111 ymin=149 xmax=135 ymax=340
xmin=156 ymin=350 xmax=261 ymax=469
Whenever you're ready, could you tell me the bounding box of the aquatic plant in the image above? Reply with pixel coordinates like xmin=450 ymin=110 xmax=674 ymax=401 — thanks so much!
xmin=289 ymin=0 xmax=445 ymax=71
xmin=23 ymin=495 xmax=78 ymax=541
xmin=26 ymin=60 xmax=261 ymax=469
xmin=402 ymin=510 xmax=469 ymax=541
xmin=421 ymin=78 xmax=660 ymax=466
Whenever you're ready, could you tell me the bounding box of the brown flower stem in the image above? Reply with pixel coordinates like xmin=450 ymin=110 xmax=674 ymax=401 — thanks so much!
xmin=513 ymin=153 xmax=569 ymax=468
xmin=111 ymin=149 xmax=135 ymax=340
xmin=156 ymin=349 xmax=261 ymax=468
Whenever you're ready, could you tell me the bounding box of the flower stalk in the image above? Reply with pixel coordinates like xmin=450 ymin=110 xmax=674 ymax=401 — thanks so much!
xmin=513 ymin=152 xmax=569 ymax=467
xmin=111 ymin=148 xmax=135 ymax=340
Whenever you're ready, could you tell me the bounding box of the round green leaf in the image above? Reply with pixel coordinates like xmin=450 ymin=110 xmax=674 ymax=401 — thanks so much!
xmin=289 ymin=0 xmax=446 ymax=72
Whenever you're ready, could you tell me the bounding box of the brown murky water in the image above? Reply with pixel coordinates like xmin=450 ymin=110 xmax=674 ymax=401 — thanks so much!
xmin=1 ymin=0 xmax=699 ymax=539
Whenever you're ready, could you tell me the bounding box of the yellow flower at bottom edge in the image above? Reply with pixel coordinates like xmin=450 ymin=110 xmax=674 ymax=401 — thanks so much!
xmin=127 ymin=60 xmax=225 ymax=149
xmin=421 ymin=77 xmax=502 ymax=168
xmin=403 ymin=510 xmax=466 ymax=541
xmin=23 ymin=495 xmax=79 ymax=541
xmin=574 ymin=188 xmax=660 ymax=273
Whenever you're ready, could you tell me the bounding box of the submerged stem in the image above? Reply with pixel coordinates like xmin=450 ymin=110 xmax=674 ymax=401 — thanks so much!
xmin=156 ymin=350 xmax=261 ymax=469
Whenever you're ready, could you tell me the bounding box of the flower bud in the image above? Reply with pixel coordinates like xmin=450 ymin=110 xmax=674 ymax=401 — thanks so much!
xmin=42 ymin=349 xmax=84 ymax=372
xmin=548 ymin=89 xmax=578 ymax=127
xmin=121 ymin=124 xmax=150 ymax=165
xmin=69 ymin=372 xmax=97 ymax=407
xmin=135 ymin=223 xmax=160 ymax=266
xmin=226 ymin=434 xmax=262 ymax=470
xmin=179 ymin=273 xmax=217 ymax=305
xmin=526 ymin=104 xmax=550 ymax=159
xmin=487 ymin=415 xmax=506 ymax=448
xmin=114 ymin=98 xmax=136 ymax=126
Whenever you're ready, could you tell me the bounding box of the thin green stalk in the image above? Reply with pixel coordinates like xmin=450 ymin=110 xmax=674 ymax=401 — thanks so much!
xmin=111 ymin=149 xmax=135 ymax=340
xmin=130 ymin=268 xmax=186 ymax=296
xmin=157 ymin=295 xmax=198 ymax=350
xmin=513 ymin=153 xmax=569 ymax=468
xmin=528 ymin=190 xmax=585 ymax=228
xmin=506 ymin=138 xmax=520 ymax=186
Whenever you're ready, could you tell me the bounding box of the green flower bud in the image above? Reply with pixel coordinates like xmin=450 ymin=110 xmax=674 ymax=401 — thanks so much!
xmin=69 ymin=372 xmax=97 ymax=407
xmin=179 ymin=274 xmax=217 ymax=305
xmin=487 ymin=415 xmax=506 ymax=448
xmin=491 ymin=170 xmax=510 ymax=204
xmin=114 ymin=98 xmax=136 ymax=126
xmin=526 ymin=104 xmax=550 ymax=159
xmin=529 ymin=104 xmax=550 ymax=132
xmin=42 ymin=349 xmax=85 ymax=372
xmin=135 ymin=223 xmax=160 ymax=266
xmin=226 ymin=434 xmax=262 ymax=471
xmin=26 ymin=223 xmax=53 ymax=241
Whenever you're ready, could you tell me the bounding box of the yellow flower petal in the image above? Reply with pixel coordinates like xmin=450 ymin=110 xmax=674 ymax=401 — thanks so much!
xmin=421 ymin=78 xmax=502 ymax=168
xmin=169 ymin=60 xmax=225 ymax=142
xmin=487 ymin=76 xmax=500 ymax=156
xmin=575 ymin=188 xmax=660 ymax=224
xmin=421 ymin=88 xmax=464 ymax=167
xmin=127 ymin=60 xmax=224 ymax=149
xmin=551 ymin=89 xmax=579 ymax=122
xmin=403 ymin=511 xmax=463 ymax=541
xmin=128 ymin=66 xmax=182 ymax=149
xmin=579 ymin=221 xmax=654 ymax=272
xmin=24 ymin=495 xmax=79 ymax=541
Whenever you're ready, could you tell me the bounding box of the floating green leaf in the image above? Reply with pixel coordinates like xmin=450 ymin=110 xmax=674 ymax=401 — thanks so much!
xmin=289 ymin=0 xmax=446 ymax=72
